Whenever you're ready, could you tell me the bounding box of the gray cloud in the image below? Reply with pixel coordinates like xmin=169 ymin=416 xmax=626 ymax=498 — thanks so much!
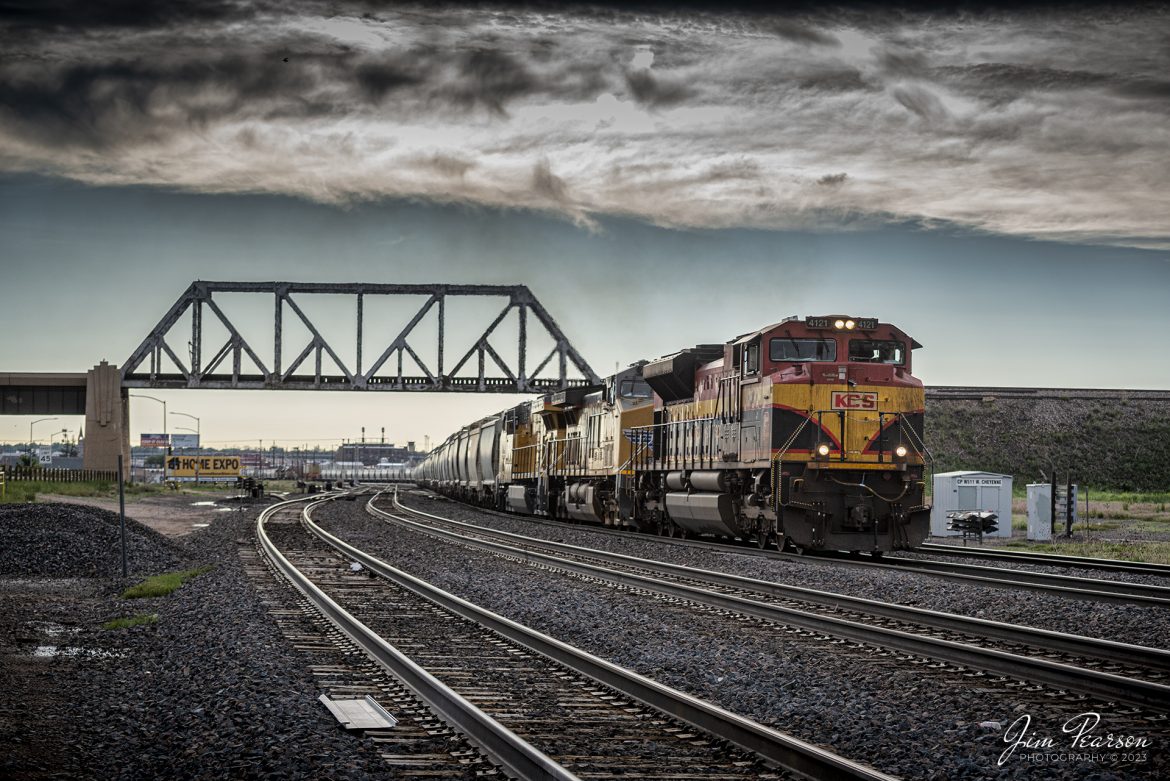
xmin=0 ymin=2 xmax=1167 ymax=249
xmin=892 ymin=85 xmax=950 ymax=123
xmin=623 ymin=69 xmax=693 ymax=107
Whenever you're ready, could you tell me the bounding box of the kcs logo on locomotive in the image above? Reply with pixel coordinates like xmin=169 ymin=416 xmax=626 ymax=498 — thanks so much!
xmin=831 ymin=391 xmax=879 ymax=410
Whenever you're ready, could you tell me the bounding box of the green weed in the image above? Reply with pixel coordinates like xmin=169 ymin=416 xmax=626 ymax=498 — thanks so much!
xmin=102 ymin=613 xmax=158 ymax=630
xmin=121 ymin=566 xmax=214 ymax=599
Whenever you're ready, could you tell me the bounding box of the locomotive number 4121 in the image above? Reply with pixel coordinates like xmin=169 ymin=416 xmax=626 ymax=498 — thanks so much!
xmin=831 ymin=391 xmax=878 ymax=410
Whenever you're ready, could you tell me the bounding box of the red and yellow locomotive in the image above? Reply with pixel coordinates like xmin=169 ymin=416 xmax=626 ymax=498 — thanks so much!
xmin=416 ymin=315 xmax=931 ymax=554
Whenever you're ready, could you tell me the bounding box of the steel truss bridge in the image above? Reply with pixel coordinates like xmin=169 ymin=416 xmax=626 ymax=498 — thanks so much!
xmin=121 ymin=282 xmax=600 ymax=393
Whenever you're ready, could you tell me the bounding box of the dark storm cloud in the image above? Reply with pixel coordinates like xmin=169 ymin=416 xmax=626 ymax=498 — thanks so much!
xmin=0 ymin=52 xmax=323 ymax=148
xmin=531 ymin=158 xmax=567 ymax=200
xmin=624 ymin=69 xmax=692 ymax=107
xmin=892 ymin=85 xmax=950 ymax=123
xmin=796 ymin=68 xmax=875 ymax=93
xmin=0 ymin=2 xmax=1166 ymax=248
xmin=1113 ymin=78 xmax=1170 ymax=100
xmin=940 ymin=63 xmax=1111 ymax=93
xmin=443 ymin=48 xmax=537 ymax=116
xmin=764 ymin=19 xmax=839 ymax=47
xmin=0 ymin=0 xmax=255 ymax=30
xmin=354 ymin=58 xmax=429 ymax=102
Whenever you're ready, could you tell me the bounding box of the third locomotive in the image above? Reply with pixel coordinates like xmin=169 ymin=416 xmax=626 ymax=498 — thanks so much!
xmin=416 ymin=315 xmax=931 ymax=554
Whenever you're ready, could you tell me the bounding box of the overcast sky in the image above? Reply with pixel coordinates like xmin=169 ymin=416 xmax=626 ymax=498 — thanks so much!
xmin=1 ymin=1 xmax=1167 ymax=450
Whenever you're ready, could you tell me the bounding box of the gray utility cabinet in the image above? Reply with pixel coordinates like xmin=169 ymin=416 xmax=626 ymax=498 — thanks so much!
xmin=930 ymin=471 xmax=1014 ymax=538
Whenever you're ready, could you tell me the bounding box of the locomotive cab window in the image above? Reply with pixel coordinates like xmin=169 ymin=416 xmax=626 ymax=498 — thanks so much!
xmin=848 ymin=339 xmax=905 ymax=364
xmin=619 ymin=378 xmax=653 ymax=399
xmin=744 ymin=342 xmax=760 ymax=374
xmin=769 ymin=338 xmax=836 ymax=362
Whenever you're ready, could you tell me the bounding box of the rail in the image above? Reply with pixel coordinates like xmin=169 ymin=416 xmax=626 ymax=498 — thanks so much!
xmin=378 ymin=495 xmax=1170 ymax=713
xmin=359 ymin=490 xmax=898 ymax=779
xmin=916 ymin=542 xmax=1170 ymax=577
xmin=257 ymin=494 xmax=581 ymax=781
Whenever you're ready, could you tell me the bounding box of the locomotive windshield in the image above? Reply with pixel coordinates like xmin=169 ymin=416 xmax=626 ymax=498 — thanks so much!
xmin=769 ymin=338 xmax=836 ymax=362
xmin=849 ymin=339 xmax=905 ymax=364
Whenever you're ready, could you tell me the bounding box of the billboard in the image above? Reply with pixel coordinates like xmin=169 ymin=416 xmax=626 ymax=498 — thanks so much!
xmin=165 ymin=455 xmax=241 ymax=480
xmin=141 ymin=433 xmax=169 ymax=448
xmin=171 ymin=433 xmax=200 ymax=449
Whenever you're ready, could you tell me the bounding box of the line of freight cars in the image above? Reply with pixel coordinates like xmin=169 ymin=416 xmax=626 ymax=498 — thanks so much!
xmin=415 ymin=315 xmax=932 ymax=554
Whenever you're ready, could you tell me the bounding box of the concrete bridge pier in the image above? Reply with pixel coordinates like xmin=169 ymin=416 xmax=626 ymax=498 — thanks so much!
xmin=83 ymin=361 xmax=130 ymax=473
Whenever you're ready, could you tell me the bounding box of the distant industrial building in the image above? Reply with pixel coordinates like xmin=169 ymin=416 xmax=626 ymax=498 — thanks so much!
xmin=335 ymin=438 xmax=421 ymax=466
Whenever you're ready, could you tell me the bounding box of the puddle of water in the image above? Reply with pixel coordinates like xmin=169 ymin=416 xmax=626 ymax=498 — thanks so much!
xmin=192 ymin=523 xmax=210 ymax=528
xmin=26 ymin=621 xmax=79 ymax=638
xmin=34 ymin=645 xmax=123 ymax=659
xmin=190 ymin=501 xmax=217 ymax=507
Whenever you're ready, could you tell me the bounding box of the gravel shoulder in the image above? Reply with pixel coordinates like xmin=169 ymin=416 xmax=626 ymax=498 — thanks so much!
xmin=0 ymin=497 xmax=399 ymax=780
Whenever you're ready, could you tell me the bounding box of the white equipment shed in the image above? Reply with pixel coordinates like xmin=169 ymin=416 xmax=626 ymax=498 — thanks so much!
xmin=930 ymin=471 xmax=1013 ymax=538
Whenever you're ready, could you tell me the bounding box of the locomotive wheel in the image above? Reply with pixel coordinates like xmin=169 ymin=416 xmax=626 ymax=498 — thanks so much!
xmin=871 ymin=550 xmax=884 ymax=560
xmin=755 ymin=531 xmax=770 ymax=549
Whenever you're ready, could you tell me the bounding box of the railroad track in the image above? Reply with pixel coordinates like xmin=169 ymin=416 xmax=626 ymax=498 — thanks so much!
xmin=829 ymin=551 xmax=1170 ymax=606
xmin=401 ymin=487 xmax=1170 ymax=608
xmin=258 ymin=493 xmax=894 ymax=780
xmin=373 ymin=491 xmax=1170 ymax=713
xmin=914 ymin=542 xmax=1170 ymax=578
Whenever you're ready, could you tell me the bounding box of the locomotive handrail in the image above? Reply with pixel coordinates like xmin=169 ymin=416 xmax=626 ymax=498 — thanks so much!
xmin=771 ymin=416 xmax=813 ymax=512
xmin=627 ymin=417 xmax=718 ymax=473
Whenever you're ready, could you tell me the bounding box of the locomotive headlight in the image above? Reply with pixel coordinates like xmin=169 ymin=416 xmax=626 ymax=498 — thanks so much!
xmin=834 ymin=319 xmax=845 ymax=329
xmin=895 ymin=445 xmax=908 ymax=457
xmin=845 ymin=320 xmax=856 ymax=330
xmin=817 ymin=443 xmax=831 ymax=456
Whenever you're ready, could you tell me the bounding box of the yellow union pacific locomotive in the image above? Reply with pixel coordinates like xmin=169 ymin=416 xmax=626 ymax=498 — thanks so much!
xmin=416 ymin=315 xmax=931 ymax=554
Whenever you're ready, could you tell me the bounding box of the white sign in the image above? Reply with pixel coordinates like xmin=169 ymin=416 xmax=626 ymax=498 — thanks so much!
xmin=956 ymin=478 xmax=1003 ymax=487
xmin=171 ymin=433 xmax=200 ymax=449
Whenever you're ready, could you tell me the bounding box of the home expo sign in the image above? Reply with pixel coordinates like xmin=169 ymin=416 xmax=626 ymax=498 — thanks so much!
xmin=165 ymin=456 xmax=241 ymax=480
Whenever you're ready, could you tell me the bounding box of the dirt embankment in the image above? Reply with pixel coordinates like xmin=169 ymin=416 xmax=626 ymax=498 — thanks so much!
xmin=38 ymin=492 xmax=264 ymax=537
xmin=927 ymin=393 xmax=1170 ymax=490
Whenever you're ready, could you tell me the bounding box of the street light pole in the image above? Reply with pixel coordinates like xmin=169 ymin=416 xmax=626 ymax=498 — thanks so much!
xmin=47 ymin=428 xmax=68 ymax=464
xmin=29 ymin=417 xmax=59 ymax=459
xmin=131 ymin=394 xmax=167 ymax=484
xmin=170 ymin=412 xmax=201 ymax=453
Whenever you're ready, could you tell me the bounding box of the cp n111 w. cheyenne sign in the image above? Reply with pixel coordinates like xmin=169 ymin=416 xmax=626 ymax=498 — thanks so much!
xmin=165 ymin=455 xmax=241 ymax=480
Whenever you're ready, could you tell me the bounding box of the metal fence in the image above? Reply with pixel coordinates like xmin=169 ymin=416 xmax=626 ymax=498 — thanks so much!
xmin=1 ymin=466 xmax=118 ymax=482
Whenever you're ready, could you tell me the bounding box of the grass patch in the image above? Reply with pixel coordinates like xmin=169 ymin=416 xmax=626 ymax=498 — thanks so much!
xmin=0 ymin=479 xmax=163 ymax=504
xmin=1002 ymin=539 xmax=1170 ymax=565
xmin=1083 ymin=489 xmax=1170 ymax=504
xmin=121 ymin=566 xmax=214 ymax=599
xmin=102 ymin=613 xmax=158 ymax=630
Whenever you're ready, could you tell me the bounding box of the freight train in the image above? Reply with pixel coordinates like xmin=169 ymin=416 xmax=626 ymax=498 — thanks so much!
xmin=414 ymin=315 xmax=931 ymax=554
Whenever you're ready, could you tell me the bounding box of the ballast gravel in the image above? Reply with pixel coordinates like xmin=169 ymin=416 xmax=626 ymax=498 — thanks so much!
xmin=0 ymin=500 xmax=401 ymax=780
xmin=396 ymin=493 xmax=1170 ymax=651
xmin=312 ymin=493 xmax=1168 ymax=781
xmin=0 ymin=502 xmax=184 ymax=578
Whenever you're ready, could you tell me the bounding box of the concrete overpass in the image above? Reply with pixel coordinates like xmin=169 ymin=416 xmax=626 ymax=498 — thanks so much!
xmin=1 ymin=363 xmax=127 ymax=471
